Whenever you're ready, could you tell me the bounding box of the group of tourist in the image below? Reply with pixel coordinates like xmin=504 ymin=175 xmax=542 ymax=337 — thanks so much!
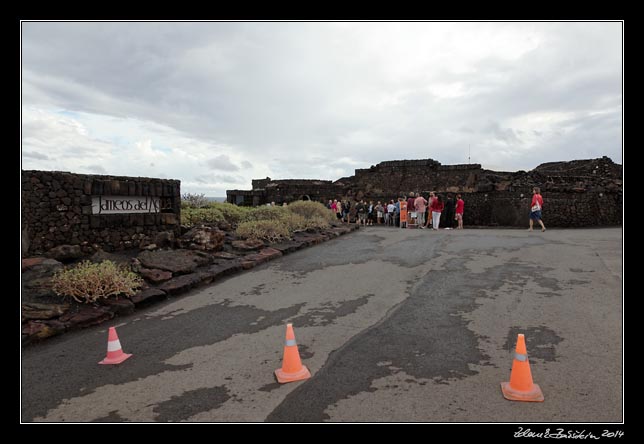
xmin=327 ymin=192 xmax=465 ymax=230
xmin=327 ymin=187 xmax=546 ymax=231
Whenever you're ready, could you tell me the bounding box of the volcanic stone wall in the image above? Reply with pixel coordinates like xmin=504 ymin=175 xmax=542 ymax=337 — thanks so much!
xmin=347 ymin=162 xmax=482 ymax=200
xmin=22 ymin=170 xmax=180 ymax=255
xmin=229 ymin=179 xmax=342 ymax=206
xmin=457 ymin=189 xmax=621 ymax=227
xmin=342 ymin=157 xmax=622 ymax=227
xmin=227 ymin=156 xmax=622 ymax=227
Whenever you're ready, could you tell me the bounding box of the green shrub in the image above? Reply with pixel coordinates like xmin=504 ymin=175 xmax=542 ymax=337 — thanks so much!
xmin=244 ymin=205 xmax=289 ymax=222
xmin=301 ymin=216 xmax=332 ymax=230
xmin=236 ymin=220 xmax=290 ymax=243
xmin=52 ymin=260 xmax=143 ymax=304
xmin=181 ymin=207 xmax=225 ymax=226
xmin=184 ymin=201 xmax=334 ymax=235
xmin=281 ymin=213 xmax=308 ymax=232
xmin=208 ymin=202 xmax=249 ymax=227
xmin=287 ymin=201 xmax=336 ymax=223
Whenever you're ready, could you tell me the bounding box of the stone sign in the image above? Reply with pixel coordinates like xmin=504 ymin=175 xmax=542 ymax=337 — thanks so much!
xmin=22 ymin=171 xmax=181 ymax=255
xmin=91 ymin=196 xmax=170 ymax=214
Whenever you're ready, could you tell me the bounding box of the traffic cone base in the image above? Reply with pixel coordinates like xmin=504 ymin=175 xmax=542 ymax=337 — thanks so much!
xmin=501 ymin=381 xmax=544 ymax=402
xmin=99 ymin=352 xmax=132 ymax=365
xmin=275 ymin=365 xmax=311 ymax=384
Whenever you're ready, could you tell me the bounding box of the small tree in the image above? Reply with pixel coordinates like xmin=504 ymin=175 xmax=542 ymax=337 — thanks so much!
xmin=181 ymin=193 xmax=210 ymax=208
xmin=52 ymin=260 xmax=143 ymax=304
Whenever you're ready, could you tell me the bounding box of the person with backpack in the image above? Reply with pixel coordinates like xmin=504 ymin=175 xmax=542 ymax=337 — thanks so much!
xmin=343 ymin=200 xmax=351 ymax=223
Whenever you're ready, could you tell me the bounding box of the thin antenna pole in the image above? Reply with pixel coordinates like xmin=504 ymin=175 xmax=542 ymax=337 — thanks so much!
xmin=468 ymin=144 xmax=471 ymax=164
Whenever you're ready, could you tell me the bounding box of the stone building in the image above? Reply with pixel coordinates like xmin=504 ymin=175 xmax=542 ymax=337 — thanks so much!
xmin=227 ymin=179 xmax=337 ymax=206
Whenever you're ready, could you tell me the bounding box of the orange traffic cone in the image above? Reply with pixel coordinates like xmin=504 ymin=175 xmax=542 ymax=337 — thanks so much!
xmin=99 ymin=326 xmax=132 ymax=365
xmin=274 ymin=323 xmax=311 ymax=383
xmin=501 ymin=333 xmax=544 ymax=402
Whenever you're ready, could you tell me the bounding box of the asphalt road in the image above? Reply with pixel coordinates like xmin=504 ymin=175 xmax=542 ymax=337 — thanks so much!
xmin=22 ymin=227 xmax=623 ymax=422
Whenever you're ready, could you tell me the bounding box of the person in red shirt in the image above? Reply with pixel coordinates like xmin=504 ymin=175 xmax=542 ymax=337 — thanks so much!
xmin=528 ymin=187 xmax=546 ymax=232
xmin=455 ymin=194 xmax=465 ymax=229
xmin=430 ymin=194 xmax=444 ymax=230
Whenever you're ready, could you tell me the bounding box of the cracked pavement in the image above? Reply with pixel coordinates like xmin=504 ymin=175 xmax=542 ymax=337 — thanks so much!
xmin=22 ymin=227 xmax=622 ymax=422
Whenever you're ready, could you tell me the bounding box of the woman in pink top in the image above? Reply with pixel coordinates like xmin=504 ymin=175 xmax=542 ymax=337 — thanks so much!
xmin=455 ymin=194 xmax=464 ymax=229
xmin=414 ymin=194 xmax=428 ymax=228
xmin=528 ymin=187 xmax=546 ymax=232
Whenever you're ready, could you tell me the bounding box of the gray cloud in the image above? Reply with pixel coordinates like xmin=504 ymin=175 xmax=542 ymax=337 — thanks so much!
xmin=484 ymin=122 xmax=523 ymax=145
xmin=23 ymin=151 xmax=49 ymax=160
xmin=21 ymin=22 xmax=622 ymax=194
xmin=207 ymin=154 xmax=240 ymax=171
xmin=195 ymin=173 xmax=244 ymax=184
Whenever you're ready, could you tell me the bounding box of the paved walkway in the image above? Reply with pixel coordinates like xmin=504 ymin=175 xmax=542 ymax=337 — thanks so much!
xmin=22 ymin=227 xmax=623 ymax=422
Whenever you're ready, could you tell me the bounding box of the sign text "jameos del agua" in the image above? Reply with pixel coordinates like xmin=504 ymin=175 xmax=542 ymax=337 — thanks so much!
xmin=91 ymin=196 xmax=171 ymax=214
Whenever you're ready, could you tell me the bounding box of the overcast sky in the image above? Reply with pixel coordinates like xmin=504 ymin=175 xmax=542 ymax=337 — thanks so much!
xmin=21 ymin=21 xmax=622 ymax=196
